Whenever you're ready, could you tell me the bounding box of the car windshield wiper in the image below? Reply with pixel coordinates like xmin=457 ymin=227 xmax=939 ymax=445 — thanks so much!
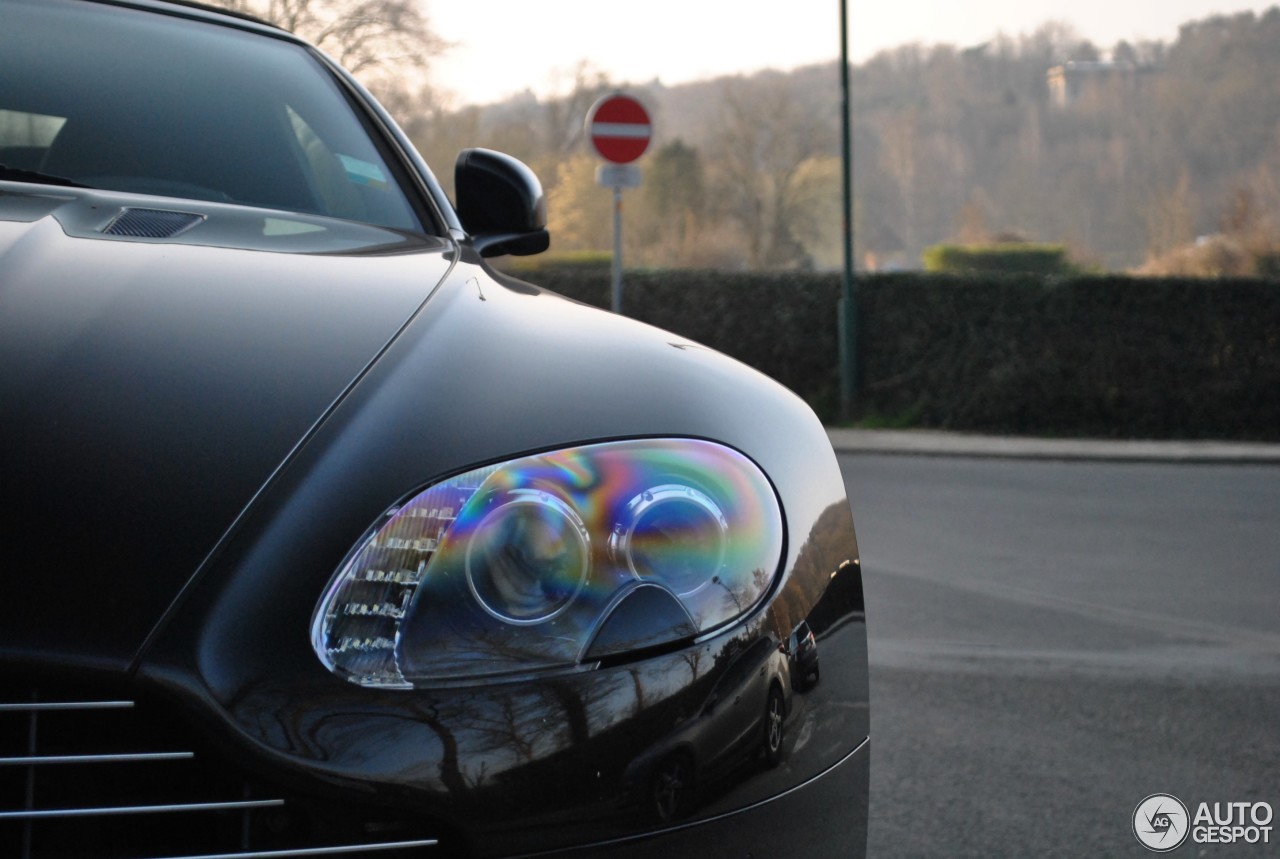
xmin=0 ymin=163 xmax=93 ymax=189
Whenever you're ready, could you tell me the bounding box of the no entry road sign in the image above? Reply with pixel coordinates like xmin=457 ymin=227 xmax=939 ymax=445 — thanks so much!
xmin=587 ymin=93 xmax=652 ymax=164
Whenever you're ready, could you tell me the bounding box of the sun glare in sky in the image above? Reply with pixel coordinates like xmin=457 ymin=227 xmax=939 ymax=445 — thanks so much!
xmin=429 ymin=0 xmax=1275 ymax=106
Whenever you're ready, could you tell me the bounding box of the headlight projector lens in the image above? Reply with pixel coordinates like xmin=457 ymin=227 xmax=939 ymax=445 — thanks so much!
xmin=611 ymin=485 xmax=728 ymax=596
xmin=466 ymin=489 xmax=589 ymax=624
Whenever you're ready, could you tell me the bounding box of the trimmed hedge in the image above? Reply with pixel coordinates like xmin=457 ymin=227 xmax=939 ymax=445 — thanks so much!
xmin=514 ymin=266 xmax=1280 ymax=440
xmin=922 ymin=243 xmax=1077 ymax=275
xmin=1257 ymin=253 xmax=1280 ymax=279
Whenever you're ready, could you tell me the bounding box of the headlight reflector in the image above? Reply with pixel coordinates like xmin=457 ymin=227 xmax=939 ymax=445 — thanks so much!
xmin=312 ymin=439 xmax=783 ymax=688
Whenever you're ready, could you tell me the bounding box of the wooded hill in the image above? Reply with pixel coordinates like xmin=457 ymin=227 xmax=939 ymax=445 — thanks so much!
xmin=404 ymin=8 xmax=1280 ymax=274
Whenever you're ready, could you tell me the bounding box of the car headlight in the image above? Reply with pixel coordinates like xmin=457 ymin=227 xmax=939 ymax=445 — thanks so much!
xmin=311 ymin=439 xmax=784 ymax=688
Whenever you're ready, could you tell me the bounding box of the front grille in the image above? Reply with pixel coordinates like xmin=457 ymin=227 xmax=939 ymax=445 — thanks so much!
xmin=0 ymin=688 xmax=441 ymax=859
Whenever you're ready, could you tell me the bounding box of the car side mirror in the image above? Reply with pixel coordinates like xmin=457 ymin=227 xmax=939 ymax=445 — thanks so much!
xmin=454 ymin=148 xmax=550 ymax=258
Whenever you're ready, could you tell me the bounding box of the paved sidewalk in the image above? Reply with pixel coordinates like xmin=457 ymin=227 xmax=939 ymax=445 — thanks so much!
xmin=827 ymin=428 xmax=1280 ymax=464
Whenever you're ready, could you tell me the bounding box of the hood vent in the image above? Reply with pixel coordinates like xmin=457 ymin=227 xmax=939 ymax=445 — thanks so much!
xmin=102 ymin=208 xmax=205 ymax=239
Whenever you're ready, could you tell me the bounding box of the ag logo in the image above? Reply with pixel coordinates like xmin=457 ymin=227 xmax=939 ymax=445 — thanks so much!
xmin=1134 ymin=794 xmax=1190 ymax=852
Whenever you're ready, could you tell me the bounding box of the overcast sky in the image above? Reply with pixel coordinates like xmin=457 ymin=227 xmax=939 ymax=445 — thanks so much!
xmin=429 ymin=1 xmax=1276 ymax=105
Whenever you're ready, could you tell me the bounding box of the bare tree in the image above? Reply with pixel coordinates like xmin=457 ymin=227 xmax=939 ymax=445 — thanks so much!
xmin=213 ymin=0 xmax=443 ymax=76
xmin=710 ymin=75 xmax=832 ymax=268
xmin=542 ymin=61 xmax=615 ymax=159
xmin=1144 ymin=171 xmax=1197 ymax=261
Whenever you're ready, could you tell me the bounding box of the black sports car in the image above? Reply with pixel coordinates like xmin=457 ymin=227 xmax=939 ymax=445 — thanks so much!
xmin=0 ymin=1 xmax=869 ymax=856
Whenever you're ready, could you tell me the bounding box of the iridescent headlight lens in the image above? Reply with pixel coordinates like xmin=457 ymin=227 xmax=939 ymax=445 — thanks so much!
xmin=312 ymin=439 xmax=783 ymax=688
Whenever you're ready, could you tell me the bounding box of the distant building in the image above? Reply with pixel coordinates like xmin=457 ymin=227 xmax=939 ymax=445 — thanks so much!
xmin=1047 ymin=61 xmax=1157 ymax=110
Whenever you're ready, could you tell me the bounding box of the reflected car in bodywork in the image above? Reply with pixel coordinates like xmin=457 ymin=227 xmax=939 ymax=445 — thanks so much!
xmin=788 ymin=619 xmax=821 ymax=690
xmin=0 ymin=1 xmax=870 ymax=857
xmin=623 ymin=632 xmax=791 ymax=823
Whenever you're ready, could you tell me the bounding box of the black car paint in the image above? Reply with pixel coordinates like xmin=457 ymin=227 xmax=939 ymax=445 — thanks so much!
xmin=0 ymin=1 xmax=869 ymax=857
xmin=135 ymin=259 xmax=869 ymax=855
xmin=0 ymin=188 xmax=450 ymax=671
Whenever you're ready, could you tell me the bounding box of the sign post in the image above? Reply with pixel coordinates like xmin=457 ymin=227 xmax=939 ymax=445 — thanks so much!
xmin=587 ymin=93 xmax=652 ymax=315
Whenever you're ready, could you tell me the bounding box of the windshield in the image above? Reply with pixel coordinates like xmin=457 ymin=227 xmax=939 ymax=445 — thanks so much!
xmin=0 ymin=0 xmax=424 ymax=233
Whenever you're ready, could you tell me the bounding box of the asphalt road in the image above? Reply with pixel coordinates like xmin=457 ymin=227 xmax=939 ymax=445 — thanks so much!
xmin=839 ymin=454 xmax=1280 ymax=858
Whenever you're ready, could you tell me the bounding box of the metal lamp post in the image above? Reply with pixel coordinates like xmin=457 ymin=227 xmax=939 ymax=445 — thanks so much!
xmin=839 ymin=0 xmax=858 ymax=422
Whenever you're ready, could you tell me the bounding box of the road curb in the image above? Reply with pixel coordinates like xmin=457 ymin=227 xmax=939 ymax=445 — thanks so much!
xmin=826 ymin=428 xmax=1280 ymax=464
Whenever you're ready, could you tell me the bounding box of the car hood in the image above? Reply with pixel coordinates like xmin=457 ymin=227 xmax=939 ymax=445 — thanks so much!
xmin=0 ymin=186 xmax=454 ymax=672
